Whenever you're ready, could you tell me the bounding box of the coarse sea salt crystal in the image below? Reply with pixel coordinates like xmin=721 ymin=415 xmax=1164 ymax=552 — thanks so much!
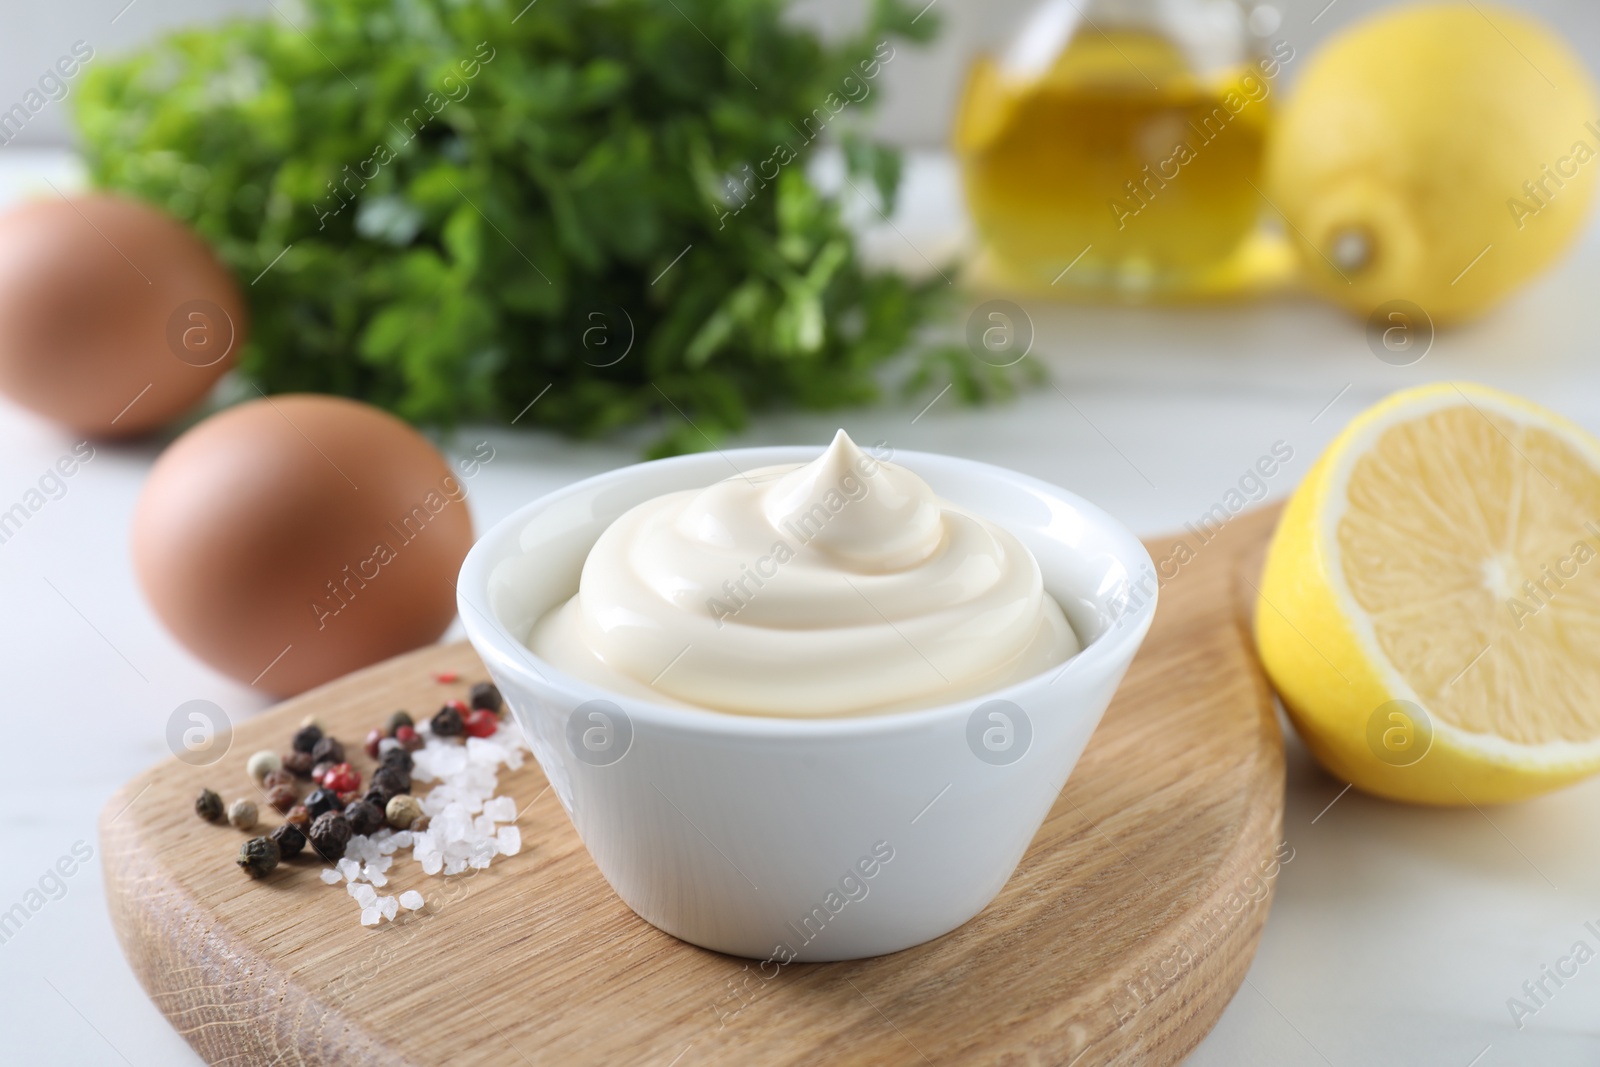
xmin=317 ymin=715 xmax=532 ymax=926
xmin=483 ymin=796 xmax=516 ymax=823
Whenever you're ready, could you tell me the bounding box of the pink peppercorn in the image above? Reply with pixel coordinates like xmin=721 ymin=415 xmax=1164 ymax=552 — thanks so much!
xmin=321 ymin=762 xmax=361 ymax=793
xmin=364 ymin=728 xmax=384 ymax=759
xmin=464 ymin=709 xmax=499 ymax=738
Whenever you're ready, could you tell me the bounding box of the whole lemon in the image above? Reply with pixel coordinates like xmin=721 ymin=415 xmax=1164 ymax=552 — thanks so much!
xmin=1267 ymin=3 xmax=1600 ymax=323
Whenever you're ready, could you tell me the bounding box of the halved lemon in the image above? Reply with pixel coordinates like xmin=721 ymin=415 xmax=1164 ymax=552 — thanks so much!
xmin=1258 ymin=382 xmax=1600 ymax=804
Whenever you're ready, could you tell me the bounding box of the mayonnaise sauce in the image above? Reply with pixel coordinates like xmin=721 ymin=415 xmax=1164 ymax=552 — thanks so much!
xmin=529 ymin=430 xmax=1078 ymax=717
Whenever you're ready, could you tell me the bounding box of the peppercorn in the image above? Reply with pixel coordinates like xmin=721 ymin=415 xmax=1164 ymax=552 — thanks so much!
xmin=410 ymin=815 xmax=430 ymax=833
xmin=227 ymin=798 xmax=258 ymax=831
xmin=271 ymin=822 xmax=307 ymax=860
xmin=337 ymin=789 xmax=362 ymax=806
xmin=344 ymin=798 xmax=385 ymax=837
xmin=372 ymin=765 xmax=410 ymax=798
xmin=308 ymin=811 xmax=352 ymax=862
xmin=387 ymin=710 xmax=414 ymax=735
xmin=266 ymin=784 xmax=299 ymax=814
xmin=432 ymin=670 xmax=460 ymax=683
xmin=195 ymin=788 xmax=224 ymax=823
xmin=379 ymin=745 xmax=413 ymax=774
xmin=304 ymin=787 xmax=343 ymax=819
xmin=385 ymin=794 xmax=424 ymax=830
xmin=291 ymin=723 xmax=323 ymax=754
xmin=311 ymin=736 xmax=345 ymax=766
xmin=262 ymin=768 xmax=295 ymax=791
xmin=431 ymin=703 xmax=464 ymax=737
xmin=246 ymin=749 xmax=282 ymax=783
xmin=464 ymin=709 xmax=499 ymax=738
xmin=363 ymin=787 xmax=394 ymax=811
xmin=469 ymin=682 xmax=503 ymax=713
xmin=311 ymin=760 xmax=334 ymax=782
xmin=236 ymin=835 xmax=280 ymax=878
xmin=321 ymin=762 xmax=361 ymax=793
xmin=364 ymin=728 xmax=384 ymax=760
xmin=282 ymin=750 xmax=315 ymax=778
xmin=285 ymin=804 xmax=311 ymax=828
xmin=395 ymin=724 xmax=422 ymax=751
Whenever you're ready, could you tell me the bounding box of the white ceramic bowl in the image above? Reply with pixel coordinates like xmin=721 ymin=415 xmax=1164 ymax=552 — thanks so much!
xmin=458 ymin=446 xmax=1157 ymax=962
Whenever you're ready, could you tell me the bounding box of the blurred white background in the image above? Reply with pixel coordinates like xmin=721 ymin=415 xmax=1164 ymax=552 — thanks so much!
xmin=4 ymin=0 xmax=1598 ymax=148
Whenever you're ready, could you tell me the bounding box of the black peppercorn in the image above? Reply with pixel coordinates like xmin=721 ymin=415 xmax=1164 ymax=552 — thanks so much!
xmin=270 ymin=822 xmax=307 ymax=860
xmin=431 ymin=704 xmax=464 ymax=737
xmin=236 ymin=836 xmax=280 ymax=878
xmin=291 ymin=723 xmax=323 ymax=754
xmin=379 ymin=746 xmax=414 ymax=775
xmin=286 ymin=804 xmax=311 ymax=828
xmin=362 ymin=787 xmax=393 ymax=811
xmin=282 ymin=750 xmax=315 ymax=778
xmin=344 ymin=798 xmax=385 ymax=837
xmin=469 ymin=682 xmax=503 ymax=713
xmin=195 ymin=788 xmax=224 ymax=823
xmin=387 ymin=710 xmax=414 ymax=735
xmin=310 ymin=736 xmax=345 ymax=765
xmin=308 ymin=811 xmax=352 ymax=862
xmin=305 ymin=787 xmax=343 ymax=819
xmin=372 ymin=765 xmax=411 ymax=798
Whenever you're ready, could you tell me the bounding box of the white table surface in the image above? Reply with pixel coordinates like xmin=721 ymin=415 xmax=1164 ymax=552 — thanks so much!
xmin=1 ymin=147 xmax=1598 ymax=1066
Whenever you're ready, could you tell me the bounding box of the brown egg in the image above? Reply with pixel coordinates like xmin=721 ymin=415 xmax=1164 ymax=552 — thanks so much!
xmin=0 ymin=194 xmax=245 ymax=436
xmin=133 ymin=395 xmax=474 ymax=696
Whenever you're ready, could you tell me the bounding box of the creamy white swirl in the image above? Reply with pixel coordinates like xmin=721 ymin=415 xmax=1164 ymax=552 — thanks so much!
xmin=529 ymin=430 xmax=1078 ymax=717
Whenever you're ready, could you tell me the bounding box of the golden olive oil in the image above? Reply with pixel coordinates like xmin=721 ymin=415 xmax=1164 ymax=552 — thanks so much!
xmin=956 ymin=30 xmax=1281 ymax=296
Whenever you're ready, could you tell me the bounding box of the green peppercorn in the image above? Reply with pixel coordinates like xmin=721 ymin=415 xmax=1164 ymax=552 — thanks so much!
xmin=385 ymin=794 xmax=424 ymax=830
xmin=270 ymin=822 xmax=307 ymax=860
xmin=387 ymin=710 xmax=413 ymax=735
xmin=195 ymin=789 xmax=224 ymax=823
xmin=236 ymin=836 xmax=280 ymax=878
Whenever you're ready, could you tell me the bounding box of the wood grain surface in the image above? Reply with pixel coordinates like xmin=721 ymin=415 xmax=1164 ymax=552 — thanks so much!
xmin=101 ymin=505 xmax=1286 ymax=1067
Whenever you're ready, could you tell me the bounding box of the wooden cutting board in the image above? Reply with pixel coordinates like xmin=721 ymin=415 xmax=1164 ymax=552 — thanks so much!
xmin=101 ymin=505 xmax=1286 ymax=1067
